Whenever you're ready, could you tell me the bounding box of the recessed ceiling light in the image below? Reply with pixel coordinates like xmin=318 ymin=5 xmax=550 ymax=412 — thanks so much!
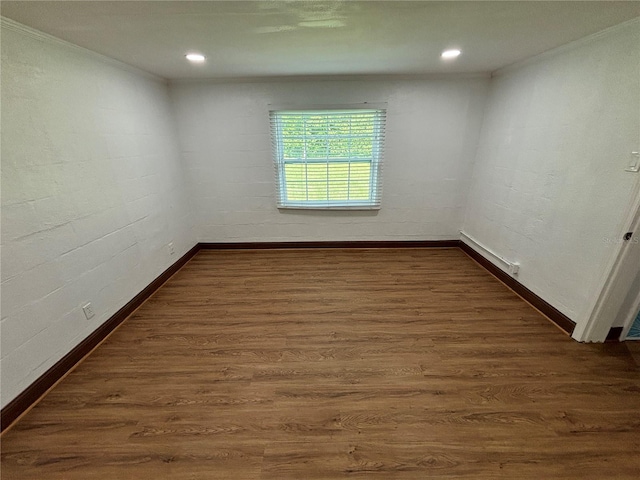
xmin=441 ymin=49 xmax=461 ymax=59
xmin=185 ymin=53 xmax=206 ymax=63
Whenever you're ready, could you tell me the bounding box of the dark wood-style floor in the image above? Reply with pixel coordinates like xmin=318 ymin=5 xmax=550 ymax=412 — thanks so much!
xmin=2 ymin=248 xmax=639 ymax=479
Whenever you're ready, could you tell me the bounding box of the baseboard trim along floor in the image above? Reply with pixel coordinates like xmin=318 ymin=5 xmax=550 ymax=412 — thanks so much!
xmin=1 ymin=240 xmax=579 ymax=433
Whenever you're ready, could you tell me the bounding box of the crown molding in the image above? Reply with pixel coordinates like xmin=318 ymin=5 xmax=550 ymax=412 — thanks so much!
xmin=492 ymin=16 xmax=640 ymax=77
xmin=1 ymin=16 xmax=166 ymax=84
xmin=168 ymin=72 xmax=491 ymax=86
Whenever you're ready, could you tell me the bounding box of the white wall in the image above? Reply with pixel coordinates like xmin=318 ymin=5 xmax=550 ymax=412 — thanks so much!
xmin=1 ymin=24 xmax=195 ymax=407
xmin=462 ymin=20 xmax=640 ymax=331
xmin=170 ymin=77 xmax=489 ymax=242
xmin=3 ymin=16 xmax=636 ymax=411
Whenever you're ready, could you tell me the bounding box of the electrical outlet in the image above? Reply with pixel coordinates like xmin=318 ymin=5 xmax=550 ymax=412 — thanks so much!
xmin=82 ymin=303 xmax=95 ymax=320
xmin=625 ymin=152 xmax=640 ymax=173
xmin=168 ymin=242 xmax=175 ymax=255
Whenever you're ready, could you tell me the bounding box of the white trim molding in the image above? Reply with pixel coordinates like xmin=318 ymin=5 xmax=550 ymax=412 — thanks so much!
xmin=573 ymin=182 xmax=640 ymax=342
xmin=492 ymin=17 xmax=640 ymax=77
xmin=0 ymin=16 xmax=166 ymax=83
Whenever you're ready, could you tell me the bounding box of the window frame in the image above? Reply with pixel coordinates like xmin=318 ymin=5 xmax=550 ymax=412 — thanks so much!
xmin=269 ymin=105 xmax=386 ymax=210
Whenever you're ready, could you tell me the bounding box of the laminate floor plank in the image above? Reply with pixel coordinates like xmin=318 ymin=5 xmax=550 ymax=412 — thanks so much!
xmin=2 ymin=248 xmax=639 ymax=479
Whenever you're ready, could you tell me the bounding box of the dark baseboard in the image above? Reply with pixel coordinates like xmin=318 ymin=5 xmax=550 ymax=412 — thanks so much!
xmin=605 ymin=327 xmax=623 ymax=343
xmin=0 ymin=244 xmax=200 ymax=433
xmin=3 ymin=238 xmax=580 ymax=433
xmin=459 ymin=242 xmax=576 ymax=336
xmin=199 ymin=240 xmax=461 ymax=249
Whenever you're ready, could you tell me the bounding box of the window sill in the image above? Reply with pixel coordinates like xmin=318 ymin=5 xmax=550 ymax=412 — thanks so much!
xmin=277 ymin=204 xmax=381 ymax=211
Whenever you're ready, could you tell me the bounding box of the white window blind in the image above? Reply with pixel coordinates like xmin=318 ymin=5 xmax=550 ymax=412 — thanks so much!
xmin=270 ymin=108 xmax=386 ymax=209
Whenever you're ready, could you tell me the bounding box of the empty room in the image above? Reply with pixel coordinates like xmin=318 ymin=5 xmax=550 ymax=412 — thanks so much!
xmin=2 ymin=1 xmax=640 ymax=478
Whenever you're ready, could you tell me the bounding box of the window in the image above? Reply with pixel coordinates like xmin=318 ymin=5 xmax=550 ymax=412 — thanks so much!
xmin=270 ymin=108 xmax=386 ymax=209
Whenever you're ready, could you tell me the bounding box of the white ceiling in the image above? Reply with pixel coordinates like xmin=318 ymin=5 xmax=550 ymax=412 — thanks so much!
xmin=2 ymin=1 xmax=639 ymax=80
